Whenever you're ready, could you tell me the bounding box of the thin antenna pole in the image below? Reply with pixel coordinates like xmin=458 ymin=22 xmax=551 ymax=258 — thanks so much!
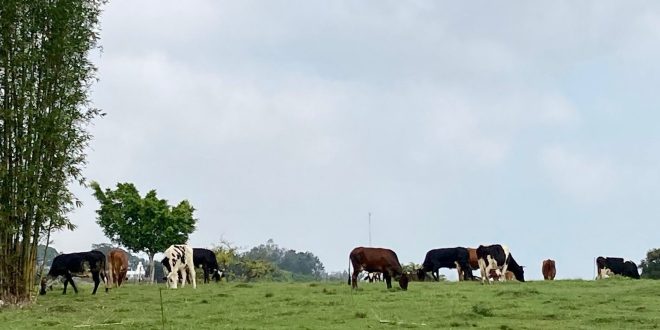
xmin=368 ymin=212 xmax=372 ymax=246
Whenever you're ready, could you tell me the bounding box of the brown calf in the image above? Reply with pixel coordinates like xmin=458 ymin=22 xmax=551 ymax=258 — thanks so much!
xmin=542 ymin=259 xmax=556 ymax=280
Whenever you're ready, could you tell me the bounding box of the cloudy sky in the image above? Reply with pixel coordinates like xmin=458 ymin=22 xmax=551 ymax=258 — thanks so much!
xmin=52 ymin=1 xmax=660 ymax=280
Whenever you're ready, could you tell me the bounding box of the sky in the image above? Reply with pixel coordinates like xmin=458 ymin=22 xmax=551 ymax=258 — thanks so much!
xmin=51 ymin=1 xmax=660 ymax=280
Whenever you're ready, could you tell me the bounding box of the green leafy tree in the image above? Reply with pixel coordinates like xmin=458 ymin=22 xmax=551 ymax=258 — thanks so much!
xmin=242 ymin=239 xmax=284 ymax=264
xmin=279 ymin=250 xmax=325 ymax=278
xmin=241 ymin=239 xmax=325 ymax=281
xmin=90 ymin=182 xmax=196 ymax=283
xmin=0 ymin=0 xmax=105 ymax=300
xmin=639 ymin=248 xmax=660 ymax=279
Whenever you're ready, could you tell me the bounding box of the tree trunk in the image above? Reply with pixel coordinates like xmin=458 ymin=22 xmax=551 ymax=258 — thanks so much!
xmin=35 ymin=223 xmax=53 ymax=295
xmin=149 ymin=252 xmax=156 ymax=284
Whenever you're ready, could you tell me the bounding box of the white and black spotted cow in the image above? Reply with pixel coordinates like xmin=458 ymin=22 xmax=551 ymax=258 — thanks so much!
xmin=476 ymin=244 xmax=525 ymax=284
xmin=40 ymin=250 xmax=109 ymax=295
xmin=161 ymin=244 xmax=196 ymax=289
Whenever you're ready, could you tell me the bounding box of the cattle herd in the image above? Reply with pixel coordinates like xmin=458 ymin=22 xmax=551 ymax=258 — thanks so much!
xmin=348 ymin=244 xmax=641 ymax=291
xmin=39 ymin=244 xmax=224 ymax=295
xmin=39 ymin=243 xmax=641 ymax=296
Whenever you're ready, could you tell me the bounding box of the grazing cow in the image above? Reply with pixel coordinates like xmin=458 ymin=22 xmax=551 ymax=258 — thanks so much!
xmin=476 ymin=244 xmax=525 ymax=284
xmin=176 ymin=248 xmax=226 ymax=284
xmin=161 ymin=244 xmax=196 ymax=289
xmin=348 ymin=247 xmax=408 ymax=290
xmin=40 ymin=250 xmax=109 ymax=295
xmin=108 ymin=248 xmax=129 ymax=288
xmin=417 ymin=247 xmax=474 ymax=281
xmin=192 ymin=248 xmax=224 ymax=283
xmin=596 ymin=257 xmax=640 ymax=279
xmin=542 ymin=259 xmax=556 ymax=280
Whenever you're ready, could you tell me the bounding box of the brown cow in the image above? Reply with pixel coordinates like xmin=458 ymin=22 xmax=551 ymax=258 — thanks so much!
xmin=542 ymin=259 xmax=556 ymax=280
xmin=467 ymin=248 xmax=479 ymax=270
xmin=108 ymin=248 xmax=129 ymax=288
xmin=348 ymin=247 xmax=408 ymax=290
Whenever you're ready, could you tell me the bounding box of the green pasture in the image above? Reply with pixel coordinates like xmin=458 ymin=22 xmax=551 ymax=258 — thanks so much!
xmin=1 ymin=278 xmax=659 ymax=329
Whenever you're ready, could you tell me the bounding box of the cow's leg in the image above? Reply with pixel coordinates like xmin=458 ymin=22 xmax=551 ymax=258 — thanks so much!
xmin=67 ymin=272 xmax=79 ymax=294
xmin=478 ymin=258 xmax=488 ymax=284
xmin=62 ymin=276 xmax=69 ymax=294
xmin=462 ymin=262 xmax=474 ymax=280
xmin=189 ymin=264 xmax=197 ymax=289
xmin=598 ymin=268 xmax=603 ymax=280
xmin=455 ymin=262 xmax=463 ymax=281
xmin=180 ymin=268 xmax=187 ymax=288
xmin=91 ymin=271 xmax=100 ymax=294
xmin=432 ymin=268 xmax=439 ymax=281
xmin=500 ymin=263 xmax=509 ymax=282
xmin=351 ymin=268 xmax=360 ymax=289
xmin=383 ymin=272 xmax=392 ymax=289
xmin=115 ymin=265 xmax=121 ymax=287
xmin=203 ymin=265 xmax=210 ymax=283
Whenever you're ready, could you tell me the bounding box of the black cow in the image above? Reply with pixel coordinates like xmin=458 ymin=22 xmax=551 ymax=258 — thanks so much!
xmin=174 ymin=248 xmax=226 ymax=284
xmin=596 ymin=257 xmax=640 ymax=279
xmin=193 ymin=248 xmax=224 ymax=283
xmin=417 ymin=247 xmax=474 ymax=281
xmin=348 ymin=247 xmax=409 ymax=290
xmin=40 ymin=250 xmax=108 ymax=295
xmin=476 ymin=244 xmax=525 ymax=283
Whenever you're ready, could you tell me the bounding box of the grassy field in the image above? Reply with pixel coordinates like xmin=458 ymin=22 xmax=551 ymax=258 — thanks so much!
xmin=1 ymin=278 xmax=659 ymax=329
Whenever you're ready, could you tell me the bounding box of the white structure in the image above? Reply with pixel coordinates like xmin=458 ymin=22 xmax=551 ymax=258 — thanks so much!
xmin=127 ymin=261 xmax=145 ymax=282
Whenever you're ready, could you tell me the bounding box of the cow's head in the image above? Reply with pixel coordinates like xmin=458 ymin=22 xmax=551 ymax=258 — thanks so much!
xmin=166 ymin=271 xmax=179 ymax=289
xmin=39 ymin=276 xmax=56 ymax=295
xmin=398 ymin=273 xmax=409 ymax=290
xmin=212 ymin=269 xmax=224 ymax=282
xmin=512 ymin=265 xmax=525 ymax=282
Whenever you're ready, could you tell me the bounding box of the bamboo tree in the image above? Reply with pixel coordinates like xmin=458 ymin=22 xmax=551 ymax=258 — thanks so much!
xmin=0 ymin=0 xmax=105 ymax=302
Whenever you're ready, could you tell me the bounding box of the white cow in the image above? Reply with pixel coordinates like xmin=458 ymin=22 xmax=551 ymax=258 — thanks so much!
xmin=161 ymin=244 xmax=196 ymax=289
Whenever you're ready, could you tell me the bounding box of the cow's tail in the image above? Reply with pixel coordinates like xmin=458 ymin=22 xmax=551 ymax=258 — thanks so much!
xmin=106 ymin=254 xmax=114 ymax=288
xmin=347 ymin=257 xmax=351 ymax=286
xmin=102 ymin=256 xmax=110 ymax=293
